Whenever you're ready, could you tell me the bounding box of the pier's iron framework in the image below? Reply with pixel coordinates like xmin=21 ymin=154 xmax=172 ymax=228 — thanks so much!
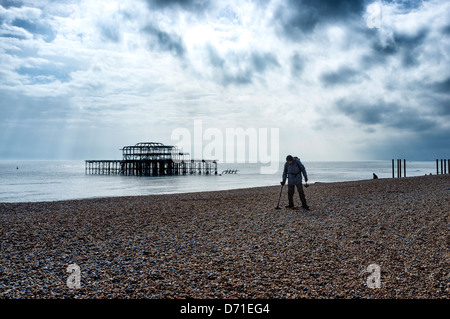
xmin=85 ymin=142 xmax=217 ymax=176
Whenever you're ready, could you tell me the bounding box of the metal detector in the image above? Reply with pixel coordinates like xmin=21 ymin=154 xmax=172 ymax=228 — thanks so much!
xmin=275 ymin=183 xmax=284 ymax=210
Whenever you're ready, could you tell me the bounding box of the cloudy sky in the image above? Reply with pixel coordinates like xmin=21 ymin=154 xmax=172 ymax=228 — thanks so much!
xmin=0 ymin=0 xmax=449 ymax=161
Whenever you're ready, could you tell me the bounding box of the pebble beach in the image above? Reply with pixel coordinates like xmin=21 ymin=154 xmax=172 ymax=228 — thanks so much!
xmin=0 ymin=175 xmax=448 ymax=299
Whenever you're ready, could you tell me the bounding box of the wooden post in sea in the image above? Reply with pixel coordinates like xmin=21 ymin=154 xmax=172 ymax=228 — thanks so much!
xmin=392 ymin=159 xmax=394 ymax=178
xmin=404 ymin=159 xmax=406 ymax=177
xmin=436 ymin=159 xmax=439 ymax=175
xmin=396 ymin=159 xmax=399 ymax=178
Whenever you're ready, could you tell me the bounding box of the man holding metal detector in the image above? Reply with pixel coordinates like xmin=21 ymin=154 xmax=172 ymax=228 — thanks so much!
xmin=276 ymin=155 xmax=310 ymax=210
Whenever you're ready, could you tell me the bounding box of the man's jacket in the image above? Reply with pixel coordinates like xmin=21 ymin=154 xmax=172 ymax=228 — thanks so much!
xmin=282 ymin=159 xmax=308 ymax=185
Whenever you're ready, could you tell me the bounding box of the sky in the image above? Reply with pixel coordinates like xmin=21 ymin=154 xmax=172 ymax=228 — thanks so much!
xmin=0 ymin=0 xmax=449 ymax=162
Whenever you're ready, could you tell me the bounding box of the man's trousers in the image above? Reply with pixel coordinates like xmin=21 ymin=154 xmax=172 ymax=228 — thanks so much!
xmin=288 ymin=184 xmax=308 ymax=207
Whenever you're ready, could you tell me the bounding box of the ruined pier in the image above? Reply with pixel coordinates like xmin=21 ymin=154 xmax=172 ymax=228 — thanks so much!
xmin=85 ymin=142 xmax=217 ymax=176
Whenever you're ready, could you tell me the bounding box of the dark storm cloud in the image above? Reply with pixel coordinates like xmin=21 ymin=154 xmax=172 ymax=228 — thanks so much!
xmin=443 ymin=25 xmax=450 ymax=35
xmin=11 ymin=17 xmax=56 ymax=42
xmin=290 ymin=52 xmax=304 ymax=77
xmin=425 ymin=78 xmax=450 ymax=116
xmin=336 ymin=98 xmax=437 ymax=132
xmin=383 ymin=0 xmax=424 ymax=11
xmin=274 ymin=0 xmax=366 ymax=39
xmin=17 ymin=65 xmax=72 ymax=84
xmin=371 ymin=37 xmax=397 ymax=56
xmin=206 ymin=45 xmax=280 ymax=86
xmin=430 ymin=97 xmax=450 ymax=116
xmin=431 ymin=77 xmax=450 ymax=94
xmin=207 ymin=44 xmax=225 ymax=69
xmin=361 ymin=126 xmax=450 ymax=160
xmin=300 ymin=0 xmax=366 ymax=18
xmin=143 ymin=0 xmax=210 ymax=12
xmin=206 ymin=45 xmax=251 ymax=85
xmin=0 ymin=4 xmax=56 ymax=42
xmin=337 ymin=98 xmax=388 ymax=125
xmin=393 ymin=28 xmax=428 ymax=48
xmin=222 ymin=70 xmax=253 ymax=86
xmin=361 ymin=27 xmax=429 ymax=70
xmin=142 ymin=24 xmax=185 ymax=57
xmin=320 ymin=67 xmax=364 ymax=87
xmin=394 ymin=29 xmax=429 ymax=68
xmin=406 ymin=127 xmax=450 ymax=157
xmin=206 ymin=45 xmax=251 ymax=86
xmin=251 ymin=52 xmax=280 ymax=73
xmin=98 ymin=21 xmax=121 ymax=43
xmin=0 ymin=30 xmax=28 ymax=40
xmin=360 ymin=42 xmax=395 ymax=68
xmin=0 ymin=1 xmax=24 ymax=9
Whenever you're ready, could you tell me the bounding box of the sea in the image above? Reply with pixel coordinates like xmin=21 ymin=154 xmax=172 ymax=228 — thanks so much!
xmin=0 ymin=160 xmax=438 ymax=203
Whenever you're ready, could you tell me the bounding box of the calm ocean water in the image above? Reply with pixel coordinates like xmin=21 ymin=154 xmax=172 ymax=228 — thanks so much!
xmin=0 ymin=160 xmax=437 ymax=203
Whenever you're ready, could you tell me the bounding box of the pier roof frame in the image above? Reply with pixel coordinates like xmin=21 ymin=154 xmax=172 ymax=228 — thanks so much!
xmin=121 ymin=142 xmax=188 ymax=161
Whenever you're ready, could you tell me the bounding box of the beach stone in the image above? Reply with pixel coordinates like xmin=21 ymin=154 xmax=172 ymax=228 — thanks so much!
xmin=0 ymin=175 xmax=448 ymax=298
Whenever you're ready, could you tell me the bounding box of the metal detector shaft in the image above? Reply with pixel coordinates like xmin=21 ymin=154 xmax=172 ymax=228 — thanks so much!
xmin=275 ymin=184 xmax=284 ymax=209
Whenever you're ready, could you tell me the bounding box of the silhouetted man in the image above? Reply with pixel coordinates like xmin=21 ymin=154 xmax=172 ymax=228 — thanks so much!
xmin=281 ymin=155 xmax=310 ymax=210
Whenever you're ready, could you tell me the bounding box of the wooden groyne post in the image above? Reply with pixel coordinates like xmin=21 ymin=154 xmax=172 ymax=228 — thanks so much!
xmin=392 ymin=159 xmax=394 ymax=178
xmin=436 ymin=159 xmax=450 ymax=174
xmin=392 ymin=159 xmax=406 ymax=178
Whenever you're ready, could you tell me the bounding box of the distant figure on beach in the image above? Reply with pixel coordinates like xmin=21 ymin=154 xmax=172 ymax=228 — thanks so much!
xmin=281 ymin=155 xmax=310 ymax=210
xmin=373 ymin=173 xmax=378 ymax=179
